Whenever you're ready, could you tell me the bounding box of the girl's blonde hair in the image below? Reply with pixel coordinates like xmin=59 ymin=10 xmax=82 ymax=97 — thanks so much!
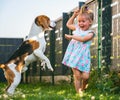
xmin=79 ymin=5 xmax=94 ymax=22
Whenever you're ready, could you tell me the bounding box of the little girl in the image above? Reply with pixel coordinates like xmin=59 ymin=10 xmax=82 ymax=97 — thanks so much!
xmin=62 ymin=5 xmax=95 ymax=95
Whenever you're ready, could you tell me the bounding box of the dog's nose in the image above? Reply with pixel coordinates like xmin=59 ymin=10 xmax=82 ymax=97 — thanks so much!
xmin=50 ymin=21 xmax=56 ymax=28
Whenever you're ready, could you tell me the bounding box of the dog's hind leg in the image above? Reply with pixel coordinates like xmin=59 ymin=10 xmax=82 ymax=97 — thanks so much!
xmin=5 ymin=63 xmax=21 ymax=95
xmin=22 ymin=53 xmax=37 ymax=73
xmin=6 ymin=72 xmax=21 ymax=95
xmin=33 ymin=50 xmax=53 ymax=71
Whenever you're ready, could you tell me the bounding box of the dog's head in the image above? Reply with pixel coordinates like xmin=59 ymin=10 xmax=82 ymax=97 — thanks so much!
xmin=35 ymin=15 xmax=56 ymax=30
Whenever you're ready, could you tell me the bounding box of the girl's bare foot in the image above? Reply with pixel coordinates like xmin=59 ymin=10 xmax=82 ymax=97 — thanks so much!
xmin=79 ymin=88 xmax=83 ymax=97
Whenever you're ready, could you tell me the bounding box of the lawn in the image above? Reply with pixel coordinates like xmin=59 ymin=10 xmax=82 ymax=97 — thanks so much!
xmin=0 ymin=69 xmax=120 ymax=100
xmin=0 ymin=82 xmax=119 ymax=100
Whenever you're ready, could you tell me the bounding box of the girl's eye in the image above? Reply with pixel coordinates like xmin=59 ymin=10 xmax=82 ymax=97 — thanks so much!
xmin=79 ymin=20 xmax=85 ymax=23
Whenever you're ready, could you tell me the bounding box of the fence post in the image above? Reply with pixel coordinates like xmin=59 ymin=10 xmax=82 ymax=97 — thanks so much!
xmin=79 ymin=1 xmax=85 ymax=9
xmin=50 ymin=29 xmax=55 ymax=85
xmin=102 ymin=0 xmax=112 ymax=73
xmin=62 ymin=13 xmax=69 ymax=75
xmin=97 ymin=0 xmax=102 ymax=75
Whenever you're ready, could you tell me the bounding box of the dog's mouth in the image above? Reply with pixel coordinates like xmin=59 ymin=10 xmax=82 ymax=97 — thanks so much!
xmin=49 ymin=21 xmax=56 ymax=29
xmin=49 ymin=25 xmax=54 ymax=29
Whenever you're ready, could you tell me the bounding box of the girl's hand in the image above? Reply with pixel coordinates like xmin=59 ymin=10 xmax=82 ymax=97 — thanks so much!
xmin=65 ymin=34 xmax=72 ymax=40
xmin=73 ymin=8 xmax=80 ymax=17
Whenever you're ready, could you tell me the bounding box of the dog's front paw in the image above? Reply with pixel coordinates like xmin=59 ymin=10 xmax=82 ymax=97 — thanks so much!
xmin=41 ymin=61 xmax=45 ymax=67
xmin=21 ymin=67 xmax=28 ymax=73
xmin=41 ymin=61 xmax=46 ymax=70
xmin=48 ymin=67 xmax=54 ymax=72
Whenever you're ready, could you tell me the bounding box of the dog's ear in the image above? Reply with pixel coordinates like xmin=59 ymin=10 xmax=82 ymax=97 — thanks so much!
xmin=35 ymin=15 xmax=50 ymax=30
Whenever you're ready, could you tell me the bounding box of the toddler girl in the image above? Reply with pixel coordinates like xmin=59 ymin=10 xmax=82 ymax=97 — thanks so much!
xmin=62 ymin=5 xmax=95 ymax=95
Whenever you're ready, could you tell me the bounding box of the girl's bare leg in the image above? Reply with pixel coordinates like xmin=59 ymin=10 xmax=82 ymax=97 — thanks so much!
xmin=72 ymin=68 xmax=82 ymax=93
xmin=81 ymin=72 xmax=90 ymax=90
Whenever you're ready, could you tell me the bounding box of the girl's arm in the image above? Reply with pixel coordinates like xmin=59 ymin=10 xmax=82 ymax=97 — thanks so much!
xmin=65 ymin=32 xmax=94 ymax=42
xmin=66 ymin=9 xmax=79 ymax=31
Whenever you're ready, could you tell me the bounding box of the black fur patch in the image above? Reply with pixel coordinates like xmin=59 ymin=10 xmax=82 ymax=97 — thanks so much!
xmin=6 ymin=41 xmax=33 ymax=63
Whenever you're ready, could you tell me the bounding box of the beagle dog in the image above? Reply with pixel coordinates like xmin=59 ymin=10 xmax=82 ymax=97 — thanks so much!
xmin=0 ymin=15 xmax=55 ymax=95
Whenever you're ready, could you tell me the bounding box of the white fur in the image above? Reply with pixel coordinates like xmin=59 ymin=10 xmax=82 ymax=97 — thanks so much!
xmin=23 ymin=22 xmax=53 ymax=72
xmin=4 ymin=20 xmax=54 ymax=95
xmin=5 ymin=63 xmax=21 ymax=95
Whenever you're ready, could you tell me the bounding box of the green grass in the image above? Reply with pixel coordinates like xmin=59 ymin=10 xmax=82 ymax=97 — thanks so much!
xmin=0 ymin=68 xmax=120 ymax=100
xmin=0 ymin=81 xmax=120 ymax=100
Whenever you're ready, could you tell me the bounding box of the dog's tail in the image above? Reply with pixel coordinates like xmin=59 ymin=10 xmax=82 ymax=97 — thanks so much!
xmin=0 ymin=64 xmax=6 ymax=69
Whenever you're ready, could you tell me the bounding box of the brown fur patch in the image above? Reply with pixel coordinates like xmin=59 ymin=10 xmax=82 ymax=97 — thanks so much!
xmin=0 ymin=64 xmax=15 ymax=91
xmin=12 ymin=40 xmax=39 ymax=72
xmin=0 ymin=64 xmax=6 ymax=69
xmin=4 ymin=65 xmax=15 ymax=85
xmin=15 ymin=62 xmax=24 ymax=72
xmin=27 ymin=40 xmax=39 ymax=50
xmin=15 ymin=53 xmax=29 ymax=72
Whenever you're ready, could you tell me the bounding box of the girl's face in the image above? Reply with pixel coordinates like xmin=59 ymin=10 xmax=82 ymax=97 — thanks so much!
xmin=77 ymin=15 xmax=92 ymax=31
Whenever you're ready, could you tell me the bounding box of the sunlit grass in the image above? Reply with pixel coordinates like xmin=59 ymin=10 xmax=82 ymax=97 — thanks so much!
xmin=0 ymin=72 xmax=120 ymax=100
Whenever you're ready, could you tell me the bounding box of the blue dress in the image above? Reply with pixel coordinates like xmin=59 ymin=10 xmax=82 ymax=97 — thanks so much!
xmin=62 ymin=27 xmax=94 ymax=73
